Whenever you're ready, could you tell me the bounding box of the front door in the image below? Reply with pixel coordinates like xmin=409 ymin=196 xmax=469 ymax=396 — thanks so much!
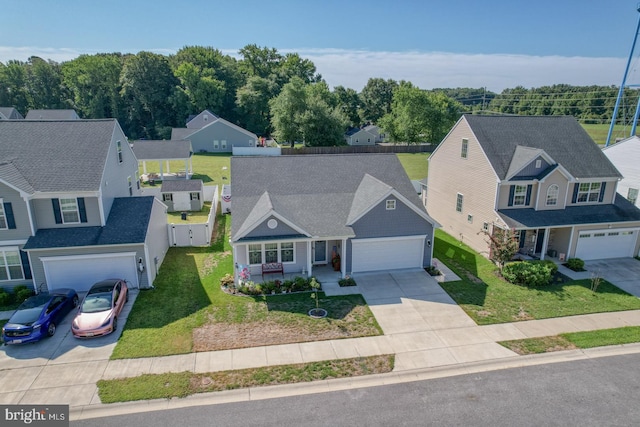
xmin=314 ymin=241 xmax=327 ymax=264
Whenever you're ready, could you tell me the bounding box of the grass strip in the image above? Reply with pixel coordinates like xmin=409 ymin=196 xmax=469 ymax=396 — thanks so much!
xmin=499 ymin=326 xmax=640 ymax=355
xmin=98 ymin=355 xmax=394 ymax=403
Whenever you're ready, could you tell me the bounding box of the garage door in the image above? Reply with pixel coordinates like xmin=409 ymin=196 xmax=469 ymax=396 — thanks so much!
xmin=575 ymin=229 xmax=638 ymax=260
xmin=41 ymin=252 xmax=138 ymax=292
xmin=351 ymin=236 xmax=425 ymax=273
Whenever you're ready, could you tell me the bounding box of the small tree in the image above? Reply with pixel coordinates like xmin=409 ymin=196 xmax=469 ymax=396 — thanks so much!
xmin=309 ymin=277 xmax=325 ymax=317
xmin=485 ymin=228 xmax=519 ymax=272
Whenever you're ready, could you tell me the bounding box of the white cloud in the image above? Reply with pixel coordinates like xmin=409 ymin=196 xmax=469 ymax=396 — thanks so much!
xmin=0 ymin=46 xmax=629 ymax=93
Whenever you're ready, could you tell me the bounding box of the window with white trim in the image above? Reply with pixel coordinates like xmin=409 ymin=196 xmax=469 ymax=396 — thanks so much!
xmin=546 ymin=184 xmax=559 ymax=206
xmin=628 ymin=188 xmax=639 ymax=205
xmin=386 ymin=199 xmax=396 ymax=210
xmin=135 ymin=171 xmax=140 ymax=190
xmin=280 ymin=242 xmax=294 ymax=263
xmin=467 ymin=214 xmax=473 ymax=224
xmin=213 ymin=140 xmax=219 ymax=149
xmin=456 ymin=193 xmax=463 ymax=213
xmin=0 ymin=203 xmax=6 ymax=229
xmin=221 ymin=140 xmax=227 ymax=149
xmin=60 ymin=198 xmax=80 ymax=223
xmin=116 ymin=140 xmax=123 ymax=163
xmin=248 ymin=244 xmax=262 ymax=264
xmin=162 ymin=193 xmax=173 ymax=202
xmin=513 ymin=185 xmax=527 ymax=206
xmin=248 ymin=242 xmax=296 ymax=265
xmin=577 ymin=182 xmax=601 ymax=203
xmin=461 ymin=138 xmax=468 ymax=158
xmin=0 ymin=249 xmax=24 ymax=281
xmin=190 ymin=192 xmax=200 ymax=200
xmin=128 ymin=176 xmax=133 ymax=196
xmin=483 ymin=222 xmax=489 ymax=232
xmin=264 ymin=243 xmax=278 ymax=263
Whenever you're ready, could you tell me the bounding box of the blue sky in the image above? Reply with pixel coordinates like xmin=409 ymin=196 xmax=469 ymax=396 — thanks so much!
xmin=2 ymin=0 xmax=640 ymax=91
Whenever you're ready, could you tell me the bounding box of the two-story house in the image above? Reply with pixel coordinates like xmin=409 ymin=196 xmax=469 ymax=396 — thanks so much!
xmin=427 ymin=115 xmax=640 ymax=261
xmin=0 ymin=119 xmax=169 ymax=292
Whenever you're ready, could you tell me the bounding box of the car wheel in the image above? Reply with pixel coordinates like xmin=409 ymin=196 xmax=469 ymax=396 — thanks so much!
xmin=72 ymin=295 xmax=79 ymax=307
xmin=112 ymin=317 xmax=118 ymax=332
xmin=47 ymin=322 xmax=56 ymax=337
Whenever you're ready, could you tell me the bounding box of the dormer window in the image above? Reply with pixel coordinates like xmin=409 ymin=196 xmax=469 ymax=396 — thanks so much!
xmin=386 ymin=199 xmax=396 ymax=210
xmin=461 ymin=138 xmax=468 ymax=158
xmin=513 ymin=185 xmax=527 ymax=206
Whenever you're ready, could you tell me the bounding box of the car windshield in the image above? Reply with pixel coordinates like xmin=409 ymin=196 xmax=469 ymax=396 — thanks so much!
xmin=81 ymin=292 xmax=113 ymax=313
xmin=8 ymin=307 xmax=45 ymax=325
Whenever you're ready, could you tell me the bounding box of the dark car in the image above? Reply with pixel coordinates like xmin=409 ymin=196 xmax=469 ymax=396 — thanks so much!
xmin=2 ymin=288 xmax=79 ymax=345
xmin=72 ymin=279 xmax=128 ymax=338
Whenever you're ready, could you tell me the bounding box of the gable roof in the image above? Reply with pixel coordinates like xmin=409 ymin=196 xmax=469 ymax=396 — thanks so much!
xmin=23 ymin=196 xmax=154 ymax=249
xmin=172 ymin=113 xmax=257 ymax=142
xmin=186 ymin=110 xmax=218 ymax=128
xmin=26 ymin=109 xmax=80 ymax=120
xmin=463 ymin=115 xmax=622 ymax=180
xmin=0 ymin=119 xmax=118 ymax=193
xmin=231 ymin=154 xmax=436 ymax=241
xmin=0 ymin=107 xmax=24 ymax=120
xmin=131 ymin=140 xmax=193 ymax=160
xmin=161 ymin=179 xmax=203 ymax=192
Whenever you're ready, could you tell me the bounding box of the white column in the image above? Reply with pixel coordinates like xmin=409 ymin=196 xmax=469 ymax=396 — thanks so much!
xmin=341 ymin=238 xmax=347 ymax=278
xmin=540 ymin=227 xmax=551 ymax=260
xmin=142 ymin=161 xmax=147 ymax=174
xmin=166 ymin=160 xmax=171 ymax=174
xmin=158 ymin=161 xmax=164 ymax=179
xmin=307 ymin=241 xmax=313 ymax=277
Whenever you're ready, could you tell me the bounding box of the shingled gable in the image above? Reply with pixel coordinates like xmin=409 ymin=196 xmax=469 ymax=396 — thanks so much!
xmin=463 ymin=115 xmax=622 ymax=180
xmin=233 ymin=191 xmax=310 ymax=240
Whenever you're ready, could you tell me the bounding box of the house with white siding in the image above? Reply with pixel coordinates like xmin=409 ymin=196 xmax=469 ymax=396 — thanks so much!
xmin=603 ymin=135 xmax=640 ymax=209
xmin=427 ymin=115 xmax=640 ymax=261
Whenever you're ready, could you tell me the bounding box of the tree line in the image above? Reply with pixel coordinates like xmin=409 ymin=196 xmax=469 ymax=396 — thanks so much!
xmin=0 ymin=45 xmax=634 ymax=144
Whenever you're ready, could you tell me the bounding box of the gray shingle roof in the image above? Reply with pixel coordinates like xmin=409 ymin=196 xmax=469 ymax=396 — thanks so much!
xmin=161 ymin=179 xmax=203 ymax=192
xmin=464 ymin=115 xmax=622 ymax=180
xmin=0 ymin=107 xmax=24 ymax=120
xmin=231 ymin=154 xmax=433 ymax=240
xmin=171 ymin=128 xmax=196 ymax=140
xmin=497 ymin=194 xmax=640 ymax=228
xmin=23 ymin=196 xmax=154 ymax=249
xmin=25 ymin=109 xmax=80 ymax=120
xmin=131 ymin=140 xmax=192 ymax=160
xmin=0 ymin=119 xmax=118 ymax=193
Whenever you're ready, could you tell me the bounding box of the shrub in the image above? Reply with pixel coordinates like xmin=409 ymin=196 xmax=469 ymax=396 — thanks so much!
xmin=0 ymin=289 xmax=10 ymax=306
xmin=13 ymin=285 xmax=34 ymax=303
xmin=281 ymin=280 xmax=294 ymax=293
xmin=220 ymin=274 xmax=235 ymax=288
xmin=565 ymin=258 xmax=585 ymax=272
xmin=425 ymin=266 xmax=441 ymax=276
xmin=338 ymin=276 xmax=357 ymax=287
xmin=502 ymin=260 xmax=556 ymax=287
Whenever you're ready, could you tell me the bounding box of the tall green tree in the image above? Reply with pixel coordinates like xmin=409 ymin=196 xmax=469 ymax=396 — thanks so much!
xmin=379 ymin=83 xmax=462 ymax=144
xmin=360 ymin=77 xmax=398 ymax=123
xmin=333 ymin=85 xmax=362 ymax=126
xmin=269 ymin=77 xmax=307 ymax=144
xmin=25 ymin=57 xmax=69 ymax=110
xmin=0 ymin=61 xmax=30 ymax=113
xmin=236 ymin=76 xmax=278 ymax=135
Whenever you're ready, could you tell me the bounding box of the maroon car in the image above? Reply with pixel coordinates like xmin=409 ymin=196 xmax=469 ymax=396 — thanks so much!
xmin=72 ymin=279 xmax=128 ymax=338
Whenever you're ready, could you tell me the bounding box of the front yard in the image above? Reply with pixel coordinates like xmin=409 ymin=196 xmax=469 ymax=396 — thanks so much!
xmin=112 ymin=214 xmax=382 ymax=359
xmin=434 ymin=229 xmax=640 ymax=324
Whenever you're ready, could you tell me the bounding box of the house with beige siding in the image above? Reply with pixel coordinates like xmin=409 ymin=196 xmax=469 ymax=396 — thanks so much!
xmin=427 ymin=115 xmax=640 ymax=261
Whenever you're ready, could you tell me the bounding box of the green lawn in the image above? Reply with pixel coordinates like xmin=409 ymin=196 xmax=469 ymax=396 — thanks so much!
xmin=434 ymin=229 xmax=640 ymax=325
xmin=580 ymin=123 xmax=631 ymax=146
xmin=141 ymin=153 xmax=231 ymax=186
xmin=396 ymin=153 xmax=429 ymax=180
xmin=166 ymin=202 xmax=212 ymax=223
xmin=499 ymin=326 xmax=640 ymax=355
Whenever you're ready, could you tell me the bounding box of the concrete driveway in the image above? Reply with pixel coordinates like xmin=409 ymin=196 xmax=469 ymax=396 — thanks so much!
xmin=584 ymin=258 xmax=640 ymax=297
xmin=0 ymin=290 xmax=138 ymax=405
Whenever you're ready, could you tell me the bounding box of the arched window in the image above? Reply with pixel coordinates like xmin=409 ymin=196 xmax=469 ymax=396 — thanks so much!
xmin=546 ymin=184 xmax=559 ymax=206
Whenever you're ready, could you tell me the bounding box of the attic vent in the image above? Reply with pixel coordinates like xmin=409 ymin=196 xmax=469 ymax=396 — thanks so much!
xmin=203 ymin=115 xmax=208 ymax=121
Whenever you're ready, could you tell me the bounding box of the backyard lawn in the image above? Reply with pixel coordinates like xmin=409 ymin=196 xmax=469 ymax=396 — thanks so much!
xmin=434 ymin=229 xmax=640 ymax=324
xmin=140 ymin=153 xmax=231 ymax=186
xmin=396 ymin=152 xmax=429 ymax=180
xmin=112 ymin=214 xmax=382 ymax=359
xmin=166 ymin=202 xmax=212 ymax=223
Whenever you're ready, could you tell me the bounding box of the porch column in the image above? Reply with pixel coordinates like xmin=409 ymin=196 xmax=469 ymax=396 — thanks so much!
xmin=306 ymin=240 xmax=313 ymax=277
xmin=190 ymin=157 xmax=193 ymax=176
xmin=158 ymin=161 xmax=164 ymax=179
xmin=184 ymin=159 xmax=189 ymax=179
xmin=341 ymin=238 xmax=347 ymax=278
xmin=232 ymin=245 xmax=238 ymax=282
xmin=166 ymin=160 xmax=171 ymax=174
xmin=539 ymin=227 xmax=550 ymax=260
xmin=142 ymin=161 xmax=147 ymax=174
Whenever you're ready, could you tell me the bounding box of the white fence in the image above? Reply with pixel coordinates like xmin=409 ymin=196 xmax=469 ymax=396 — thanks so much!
xmin=232 ymin=147 xmax=281 ymax=156
xmin=168 ymin=185 xmax=219 ymax=247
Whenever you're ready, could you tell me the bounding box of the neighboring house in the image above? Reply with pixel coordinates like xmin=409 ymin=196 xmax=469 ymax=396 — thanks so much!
xmin=418 ymin=178 xmax=428 ymax=208
xmin=344 ymin=127 xmax=377 ymax=146
xmin=0 ymin=119 xmax=169 ymax=292
xmin=171 ymin=110 xmax=258 ymax=153
xmin=363 ymin=125 xmax=384 ymax=142
xmin=427 ymin=115 xmax=640 ymax=261
xmin=603 ymin=136 xmax=640 ymax=208
xmin=161 ymin=180 xmax=204 ymax=212
xmin=25 ymin=109 xmax=81 ymax=120
xmin=0 ymin=107 xmax=24 ymax=120
xmin=231 ymin=154 xmax=439 ymax=280
xmin=131 ymin=139 xmax=194 ymax=181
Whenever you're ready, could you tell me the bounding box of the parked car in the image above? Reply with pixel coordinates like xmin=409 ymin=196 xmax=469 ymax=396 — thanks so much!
xmin=2 ymin=288 xmax=79 ymax=345
xmin=72 ymin=279 xmax=128 ymax=338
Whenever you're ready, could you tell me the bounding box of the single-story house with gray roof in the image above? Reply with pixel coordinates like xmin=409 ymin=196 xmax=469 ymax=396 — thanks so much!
xmin=426 ymin=114 xmax=640 ymax=261
xmin=160 ymin=179 xmax=204 ymax=211
xmin=231 ymin=154 xmax=439 ymax=280
xmin=171 ymin=110 xmax=258 ymax=153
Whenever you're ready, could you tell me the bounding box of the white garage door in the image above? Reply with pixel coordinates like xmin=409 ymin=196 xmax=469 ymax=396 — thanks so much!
xmin=351 ymin=236 xmax=425 ymax=273
xmin=42 ymin=252 xmax=138 ymax=292
xmin=575 ymin=229 xmax=638 ymax=260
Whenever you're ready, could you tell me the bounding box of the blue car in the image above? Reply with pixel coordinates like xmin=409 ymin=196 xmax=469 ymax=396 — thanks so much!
xmin=2 ymin=288 xmax=79 ymax=345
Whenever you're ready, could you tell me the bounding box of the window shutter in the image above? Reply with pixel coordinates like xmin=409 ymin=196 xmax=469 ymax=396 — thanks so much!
xmin=571 ymin=184 xmax=579 ymax=204
xmin=525 ymin=185 xmax=532 ymax=206
xmin=4 ymin=202 xmax=16 ymax=229
xmin=78 ymin=197 xmax=87 ymax=223
xmin=508 ymin=186 xmax=515 ymax=206
xmin=598 ymin=182 xmax=607 ymax=202
xmin=19 ymin=250 xmax=32 ymax=280
xmin=52 ymin=199 xmax=62 ymax=224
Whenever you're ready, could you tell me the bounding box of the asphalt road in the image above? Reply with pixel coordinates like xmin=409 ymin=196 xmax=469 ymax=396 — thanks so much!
xmin=72 ymin=353 xmax=640 ymax=427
